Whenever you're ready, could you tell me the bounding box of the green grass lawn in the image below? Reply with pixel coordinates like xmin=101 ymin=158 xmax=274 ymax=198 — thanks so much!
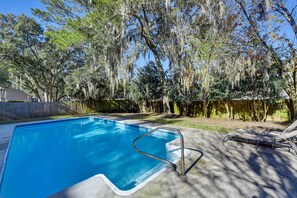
xmin=103 ymin=113 xmax=288 ymax=132
xmin=1 ymin=112 xmax=287 ymax=133
xmin=103 ymin=113 xmax=233 ymax=132
xmin=140 ymin=117 xmax=232 ymax=132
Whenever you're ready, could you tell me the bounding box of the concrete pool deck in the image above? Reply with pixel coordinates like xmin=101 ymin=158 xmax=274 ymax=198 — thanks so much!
xmin=0 ymin=116 xmax=297 ymax=197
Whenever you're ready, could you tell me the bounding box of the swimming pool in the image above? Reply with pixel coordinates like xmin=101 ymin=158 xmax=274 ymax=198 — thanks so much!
xmin=0 ymin=117 xmax=180 ymax=197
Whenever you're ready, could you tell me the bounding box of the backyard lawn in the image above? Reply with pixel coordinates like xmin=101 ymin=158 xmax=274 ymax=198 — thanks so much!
xmin=0 ymin=113 xmax=289 ymax=133
xmin=102 ymin=113 xmax=289 ymax=133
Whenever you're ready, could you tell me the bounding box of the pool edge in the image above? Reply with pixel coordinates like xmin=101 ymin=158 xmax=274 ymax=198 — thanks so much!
xmin=0 ymin=116 xmax=93 ymax=190
xmin=0 ymin=116 xmax=187 ymax=196
xmin=92 ymin=143 xmax=189 ymax=196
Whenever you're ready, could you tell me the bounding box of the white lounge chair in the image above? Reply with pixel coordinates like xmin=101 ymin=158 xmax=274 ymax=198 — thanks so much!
xmin=224 ymin=120 xmax=297 ymax=155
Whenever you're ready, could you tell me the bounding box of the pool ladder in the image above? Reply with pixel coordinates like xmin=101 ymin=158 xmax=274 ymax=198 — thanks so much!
xmin=133 ymin=127 xmax=186 ymax=176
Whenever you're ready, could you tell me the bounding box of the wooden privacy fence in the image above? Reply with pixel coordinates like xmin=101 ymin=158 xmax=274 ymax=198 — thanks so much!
xmin=0 ymin=99 xmax=289 ymax=121
xmin=0 ymin=102 xmax=77 ymax=121
xmin=65 ymin=99 xmax=139 ymax=114
xmin=145 ymin=100 xmax=289 ymax=121
xmin=0 ymin=100 xmax=140 ymax=121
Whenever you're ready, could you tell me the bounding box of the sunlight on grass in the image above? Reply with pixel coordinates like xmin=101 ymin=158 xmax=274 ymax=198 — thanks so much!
xmin=106 ymin=113 xmax=232 ymax=132
xmin=146 ymin=117 xmax=231 ymax=132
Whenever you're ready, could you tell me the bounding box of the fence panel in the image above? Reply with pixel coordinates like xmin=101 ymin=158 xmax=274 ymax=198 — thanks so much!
xmin=0 ymin=102 xmax=77 ymax=121
xmin=0 ymin=99 xmax=289 ymax=121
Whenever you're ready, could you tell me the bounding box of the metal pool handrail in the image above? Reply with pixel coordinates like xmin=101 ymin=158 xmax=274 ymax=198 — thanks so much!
xmin=133 ymin=127 xmax=186 ymax=176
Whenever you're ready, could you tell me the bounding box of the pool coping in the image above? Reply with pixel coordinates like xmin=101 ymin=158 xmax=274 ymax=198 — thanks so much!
xmin=93 ymin=144 xmax=187 ymax=196
xmin=0 ymin=116 xmax=188 ymax=196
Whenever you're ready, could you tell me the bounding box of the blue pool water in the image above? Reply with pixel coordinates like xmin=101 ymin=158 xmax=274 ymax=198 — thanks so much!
xmin=0 ymin=117 xmax=179 ymax=197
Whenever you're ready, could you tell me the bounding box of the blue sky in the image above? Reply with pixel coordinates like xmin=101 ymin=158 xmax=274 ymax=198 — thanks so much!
xmin=0 ymin=0 xmax=44 ymax=17
xmin=0 ymin=0 xmax=46 ymax=28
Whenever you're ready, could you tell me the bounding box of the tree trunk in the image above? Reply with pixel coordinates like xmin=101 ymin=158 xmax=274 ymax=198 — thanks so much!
xmin=162 ymin=94 xmax=170 ymax=114
xmin=293 ymin=100 xmax=297 ymax=121
xmin=230 ymin=104 xmax=234 ymax=120
xmin=262 ymin=100 xmax=269 ymax=122
xmin=286 ymin=99 xmax=297 ymax=121
xmin=225 ymin=102 xmax=230 ymax=119
xmin=203 ymin=100 xmax=210 ymax=118
xmin=225 ymin=100 xmax=235 ymax=120
xmin=202 ymin=89 xmax=210 ymax=118
xmin=179 ymin=102 xmax=185 ymax=116
xmin=252 ymin=99 xmax=260 ymax=121
xmin=153 ymin=53 xmax=171 ymax=114
xmin=185 ymin=103 xmax=190 ymax=116
xmin=32 ymin=89 xmax=42 ymax=102
xmin=141 ymin=100 xmax=147 ymax=113
xmin=133 ymin=11 xmax=171 ymax=114
xmin=44 ymin=91 xmax=48 ymax=102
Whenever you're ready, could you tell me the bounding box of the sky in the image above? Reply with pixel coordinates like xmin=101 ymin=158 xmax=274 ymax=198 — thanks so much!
xmin=0 ymin=0 xmax=44 ymax=18
xmin=0 ymin=0 xmax=47 ymax=30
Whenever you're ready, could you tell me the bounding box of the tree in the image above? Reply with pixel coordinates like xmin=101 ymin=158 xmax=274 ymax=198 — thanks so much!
xmin=168 ymin=66 xmax=199 ymax=116
xmin=0 ymin=64 xmax=10 ymax=87
xmin=191 ymin=0 xmax=238 ymax=117
xmin=234 ymin=0 xmax=297 ymax=121
xmin=65 ymin=65 xmax=109 ymax=100
xmin=233 ymin=55 xmax=282 ymax=121
xmin=0 ymin=14 xmax=83 ymax=101
xmin=35 ymin=0 xmax=135 ymax=98
xmin=209 ymin=73 xmax=235 ymax=119
xmin=30 ymin=0 xmax=292 ymax=121
xmin=124 ymin=0 xmax=175 ymax=113
xmin=130 ymin=61 xmax=162 ymax=112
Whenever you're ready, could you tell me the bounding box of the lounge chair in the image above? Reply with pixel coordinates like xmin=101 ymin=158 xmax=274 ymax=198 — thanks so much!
xmin=223 ymin=120 xmax=297 ymax=155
